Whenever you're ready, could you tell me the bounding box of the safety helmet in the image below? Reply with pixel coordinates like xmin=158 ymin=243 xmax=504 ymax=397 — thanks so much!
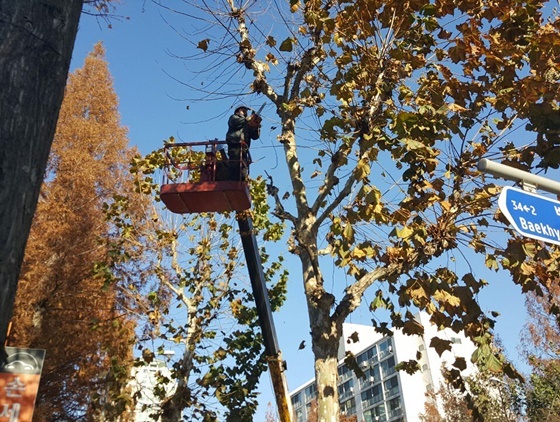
xmin=235 ymin=105 xmax=250 ymax=114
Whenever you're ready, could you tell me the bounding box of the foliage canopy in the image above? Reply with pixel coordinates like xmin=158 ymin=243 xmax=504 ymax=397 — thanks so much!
xmin=157 ymin=0 xmax=559 ymax=418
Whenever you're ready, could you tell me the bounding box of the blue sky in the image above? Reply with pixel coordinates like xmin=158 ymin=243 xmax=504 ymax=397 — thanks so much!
xmin=72 ymin=1 xmax=535 ymax=418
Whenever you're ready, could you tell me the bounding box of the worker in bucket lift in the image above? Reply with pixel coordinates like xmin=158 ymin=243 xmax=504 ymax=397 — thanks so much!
xmin=225 ymin=105 xmax=261 ymax=181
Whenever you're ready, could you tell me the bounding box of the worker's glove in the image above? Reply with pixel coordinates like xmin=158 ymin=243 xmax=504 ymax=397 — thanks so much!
xmin=247 ymin=113 xmax=262 ymax=128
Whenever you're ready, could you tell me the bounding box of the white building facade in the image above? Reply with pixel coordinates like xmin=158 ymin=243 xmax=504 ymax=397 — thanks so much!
xmin=129 ymin=359 xmax=177 ymax=422
xmin=290 ymin=312 xmax=477 ymax=421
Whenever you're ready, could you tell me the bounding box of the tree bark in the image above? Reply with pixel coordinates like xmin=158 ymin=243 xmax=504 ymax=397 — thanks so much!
xmin=298 ymin=233 xmax=341 ymax=422
xmin=0 ymin=0 xmax=84 ymax=363
xmin=314 ymin=350 xmax=340 ymax=422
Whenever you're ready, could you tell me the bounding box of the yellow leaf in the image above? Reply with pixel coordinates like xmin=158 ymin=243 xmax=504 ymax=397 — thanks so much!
xmin=396 ymin=226 xmax=413 ymax=239
xmin=433 ymin=290 xmax=461 ymax=307
xmin=343 ymin=223 xmax=354 ymax=240
xmin=355 ymin=158 xmax=370 ymax=180
xmin=353 ymin=247 xmax=367 ymax=258
xmin=486 ymin=353 xmax=503 ymax=373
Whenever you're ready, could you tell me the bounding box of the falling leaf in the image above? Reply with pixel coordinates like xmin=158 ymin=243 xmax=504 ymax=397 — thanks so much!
xmin=348 ymin=331 xmax=360 ymax=343
xmin=279 ymin=37 xmax=294 ymax=52
xmin=197 ymin=38 xmax=210 ymax=52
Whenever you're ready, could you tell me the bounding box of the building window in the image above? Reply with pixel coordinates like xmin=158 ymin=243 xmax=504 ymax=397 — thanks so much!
xmin=380 ymin=356 xmax=396 ymax=378
xmin=360 ymin=364 xmax=380 ymax=389
xmin=378 ymin=339 xmax=393 ymax=359
xmin=357 ymin=345 xmax=378 ymax=368
xmin=387 ymin=397 xmax=403 ymax=419
xmin=451 ymin=337 xmax=462 ymax=344
xmin=294 ymin=406 xmax=305 ymax=422
xmin=363 ymin=403 xmax=387 ymax=422
xmin=384 ymin=376 xmax=399 ymax=398
xmin=292 ymin=392 xmax=302 ymax=409
xmin=338 ymin=364 xmax=352 ymax=382
xmin=341 ymin=397 xmax=356 ymax=416
xmin=304 ymin=383 xmax=317 ymax=403
xmin=338 ymin=379 xmax=354 ymax=401
xmin=361 ymin=383 xmax=383 ymax=409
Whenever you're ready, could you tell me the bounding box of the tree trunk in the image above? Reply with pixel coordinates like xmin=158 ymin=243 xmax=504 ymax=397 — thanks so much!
xmin=300 ymin=238 xmax=341 ymax=422
xmin=0 ymin=0 xmax=84 ymax=362
xmin=313 ymin=343 xmax=341 ymax=422
xmin=160 ymin=300 xmax=200 ymax=422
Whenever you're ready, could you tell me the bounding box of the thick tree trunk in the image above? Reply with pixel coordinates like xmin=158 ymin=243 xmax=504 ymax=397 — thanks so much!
xmin=314 ymin=348 xmax=341 ymax=422
xmin=0 ymin=0 xmax=84 ymax=362
xmin=300 ymin=238 xmax=342 ymax=422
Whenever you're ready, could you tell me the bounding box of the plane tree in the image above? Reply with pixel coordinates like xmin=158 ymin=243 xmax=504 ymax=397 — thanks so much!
xmin=107 ymin=148 xmax=288 ymax=421
xmin=155 ymin=0 xmax=559 ymax=419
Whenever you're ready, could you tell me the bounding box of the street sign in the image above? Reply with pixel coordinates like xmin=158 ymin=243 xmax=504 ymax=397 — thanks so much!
xmin=499 ymin=186 xmax=560 ymax=246
xmin=0 ymin=347 xmax=45 ymax=422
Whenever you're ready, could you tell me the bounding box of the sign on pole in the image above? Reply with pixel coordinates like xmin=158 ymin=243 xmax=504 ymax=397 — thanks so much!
xmin=499 ymin=186 xmax=560 ymax=246
xmin=0 ymin=347 xmax=46 ymax=422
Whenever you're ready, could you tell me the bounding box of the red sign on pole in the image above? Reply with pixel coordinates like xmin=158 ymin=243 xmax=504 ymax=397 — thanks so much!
xmin=0 ymin=347 xmax=46 ymax=422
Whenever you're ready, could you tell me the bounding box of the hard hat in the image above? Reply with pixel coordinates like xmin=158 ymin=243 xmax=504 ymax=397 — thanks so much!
xmin=235 ymin=105 xmax=250 ymax=113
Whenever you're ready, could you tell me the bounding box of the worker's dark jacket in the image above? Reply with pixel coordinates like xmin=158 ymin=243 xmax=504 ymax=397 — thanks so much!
xmin=226 ymin=114 xmax=260 ymax=146
xmin=225 ymin=113 xmax=260 ymax=180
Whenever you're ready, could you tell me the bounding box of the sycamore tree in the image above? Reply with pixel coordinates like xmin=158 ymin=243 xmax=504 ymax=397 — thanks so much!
xmin=154 ymin=0 xmax=559 ymax=419
xmin=105 ymin=147 xmax=288 ymax=421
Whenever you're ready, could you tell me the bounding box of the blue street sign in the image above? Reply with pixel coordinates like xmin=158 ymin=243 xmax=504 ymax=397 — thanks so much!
xmin=499 ymin=186 xmax=560 ymax=246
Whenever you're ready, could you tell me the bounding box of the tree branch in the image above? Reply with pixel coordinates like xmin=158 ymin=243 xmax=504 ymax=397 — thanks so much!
xmin=230 ymin=4 xmax=279 ymax=106
xmin=331 ymin=265 xmax=393 ymax=325
xmin=265 ymin=173 xmax=297 ymax=224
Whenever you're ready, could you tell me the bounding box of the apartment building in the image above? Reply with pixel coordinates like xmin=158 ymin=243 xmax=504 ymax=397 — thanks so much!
xmin=129 ymin=359 xmax=177 ymax=422
xmin=290 ymin=312 xmax=476 ymax=421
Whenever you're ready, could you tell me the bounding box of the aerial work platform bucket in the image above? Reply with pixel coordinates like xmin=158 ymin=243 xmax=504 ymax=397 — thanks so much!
xmin=159 ymin=140 xmax=251 ymax=214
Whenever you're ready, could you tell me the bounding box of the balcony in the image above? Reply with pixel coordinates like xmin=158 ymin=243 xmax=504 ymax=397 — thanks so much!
xmin=339 ymin=388 xmax=355 ymax=401
xmin=338 ymin=369 xmax=353 ymax=383
xmin=384 ymin=385 xmax=399 ymax=398
xmin=388 ymin=407 xmax=403 ymax=419
xmin=362 ymin=394 xmax=384 ymax=409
